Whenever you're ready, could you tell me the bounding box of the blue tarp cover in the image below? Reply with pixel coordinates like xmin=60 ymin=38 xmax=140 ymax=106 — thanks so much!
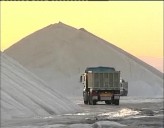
xmin=85 ymin=66 xmax=115 ymax=73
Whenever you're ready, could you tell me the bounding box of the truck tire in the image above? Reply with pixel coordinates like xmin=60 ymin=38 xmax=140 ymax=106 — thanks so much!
xmin=89 ymin=99 xmax=92 ymax=105
xmin=93 ymin=100 xmax=96 ymax=105
xmin=84 ymin=100 xmax=88 ymax=104
xmin=83 ymin=91 xmax=89 ymax=104
xmin=89 ymin=96 xmax=92 ymax=105
xmin=89 ymin=96 xmax=96 ymax=105
xmin=114 ymin=100 xmax=119 ymax=105
xmin=105 ymin=101 xmax=111 ymax=105
xmin=124 ymin=91 xmax=128 ymax=96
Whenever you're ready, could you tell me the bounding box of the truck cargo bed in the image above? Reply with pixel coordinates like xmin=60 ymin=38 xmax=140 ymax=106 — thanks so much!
xmin=87 ymin=72 xmax=120 ymax=90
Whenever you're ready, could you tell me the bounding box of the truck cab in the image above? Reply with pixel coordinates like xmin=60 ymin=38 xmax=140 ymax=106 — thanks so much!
xmin=120 ymin=78 xmax=128 ymax=96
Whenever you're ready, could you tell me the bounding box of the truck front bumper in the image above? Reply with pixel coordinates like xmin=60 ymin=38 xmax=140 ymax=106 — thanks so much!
xmin=100 ymin=96 xmax=111 ymax=100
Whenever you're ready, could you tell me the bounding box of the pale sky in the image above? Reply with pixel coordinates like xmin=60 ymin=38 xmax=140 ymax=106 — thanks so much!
xmin=1 ymin=1 xmax=163 ymax=71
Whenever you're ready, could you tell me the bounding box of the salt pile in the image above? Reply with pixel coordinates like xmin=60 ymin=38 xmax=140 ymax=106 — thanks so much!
xmin=4 ymin=22 xmax=163 ymax=97
xmin=1 ymin=53 xmax=80 ymax=121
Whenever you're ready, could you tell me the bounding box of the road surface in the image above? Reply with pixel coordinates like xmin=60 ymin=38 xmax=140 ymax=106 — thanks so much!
xmin=2 ymin=96 xmax=163 ymax=128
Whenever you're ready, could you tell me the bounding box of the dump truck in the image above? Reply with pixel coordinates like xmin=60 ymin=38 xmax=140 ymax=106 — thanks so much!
xmin=80 ymin=66 xmax=121 ymax=105
xmin=120 ymin=78 xmax=128 ymax=96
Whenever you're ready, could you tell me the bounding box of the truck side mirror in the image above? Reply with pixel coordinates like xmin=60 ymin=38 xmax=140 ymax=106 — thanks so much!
xmin=80 ymin=75 xmax=82 ymax=82
xmin=80 ymin=73 xmax=86 ymax=84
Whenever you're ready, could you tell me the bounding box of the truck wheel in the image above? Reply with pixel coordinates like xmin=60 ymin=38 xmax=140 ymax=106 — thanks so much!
xmin=84 ymin=100 xmax=88 ymax=104
xmin=89 ymin=99 xmax=92 ymax=105
xmin=124 ymin=91 xmax=128 ymax=96
xmin=114 ymin=100 xmax=119 ymax=105
xmin=89 ymin=97 xmax=92 ymax=105
xmin=93 ymin=100 xmax=96 ymax=105
xmin=105 ymin=101 xmax=111 ymax=105
xmin=89 ymin=96 xmax=96 ymax=105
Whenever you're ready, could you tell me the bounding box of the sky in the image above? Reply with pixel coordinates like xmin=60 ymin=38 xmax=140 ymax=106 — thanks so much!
xmin=1 ymin=1 xmax=163 ymax=71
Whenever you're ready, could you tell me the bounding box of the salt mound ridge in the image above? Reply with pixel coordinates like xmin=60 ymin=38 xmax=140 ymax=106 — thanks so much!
xmin=1 ymin=53 xmax=80 ymax=120
xmin=4 ymin=22 xmax=163 ymax=97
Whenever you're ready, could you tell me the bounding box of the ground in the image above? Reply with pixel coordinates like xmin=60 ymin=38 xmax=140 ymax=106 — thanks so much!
xmin=1 ymin=96 xmax=163 ymax=128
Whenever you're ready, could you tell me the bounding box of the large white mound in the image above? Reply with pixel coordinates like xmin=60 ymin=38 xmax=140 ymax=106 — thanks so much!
xmin=4 ymin=22 xmax=163 ymax=97
xmin=1 ymin=53 xmax=80 ymax=120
